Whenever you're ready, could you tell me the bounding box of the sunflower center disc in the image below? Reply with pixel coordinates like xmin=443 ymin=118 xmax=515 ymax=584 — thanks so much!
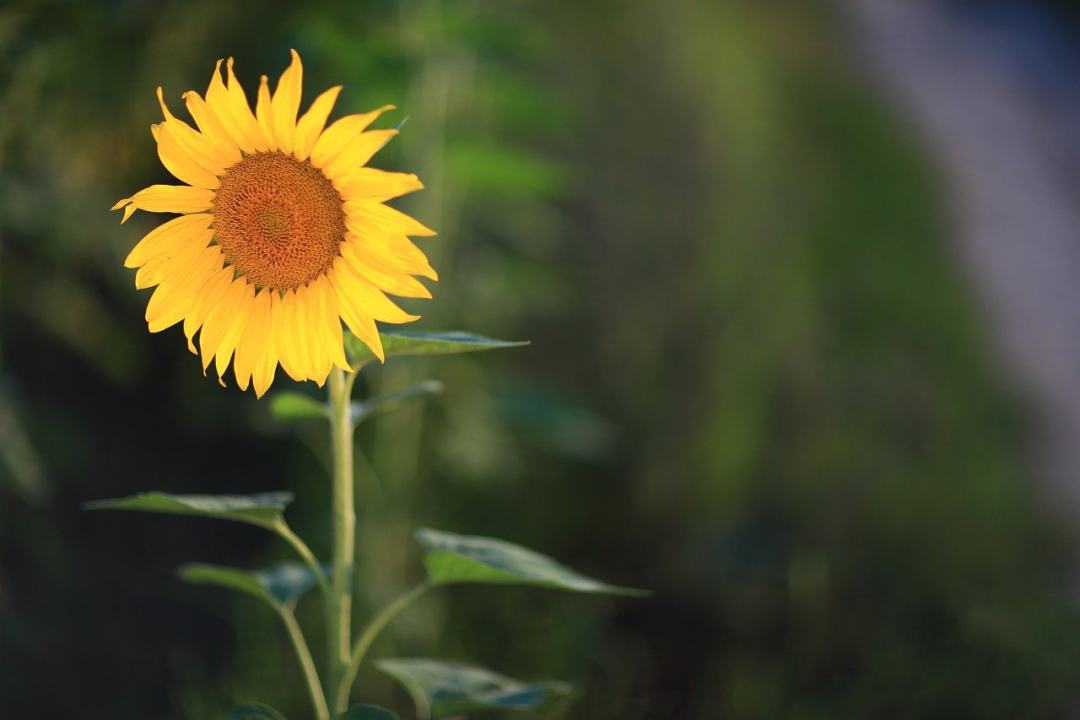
xmin=212 ymin=151 xmax=346 ymax=291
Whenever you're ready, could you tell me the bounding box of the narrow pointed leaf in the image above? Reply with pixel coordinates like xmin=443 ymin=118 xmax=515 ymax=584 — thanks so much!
xmin=179 ymin=563 xmax=272 ymax=605
xmin=351 ymin=380 xmax=444 ymax=424
xmin=85 ymin=491 xmax=293 ymax=528
xmin=416 ymin=528 xmax=646 ymax=596
xmin=270 ymin=391 xmax=328 ymax=422
xmin=179 ymin=561 xmax=321 ymax=607
xmin=338 ymin=705 xmax=400 ymax=720
xmin=377 ymin=658 xmax=571 ymax=719
xmin=229 ymin=704 xmax=288 ymax=720
xmin=346 ymin=330 xmax=528 ymax=366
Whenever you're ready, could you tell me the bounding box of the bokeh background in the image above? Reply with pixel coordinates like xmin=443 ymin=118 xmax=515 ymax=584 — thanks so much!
xmin=5 ymin=0 xmax=1080 ymax=718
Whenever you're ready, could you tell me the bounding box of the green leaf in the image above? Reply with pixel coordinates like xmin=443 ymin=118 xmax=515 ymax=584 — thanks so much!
xmin=179 ymin=563 xmax=271 ymax=605
xmin=337 ymin=705 xmax=400 ymax=720
xmin=228 ymin=704 xmax=288 ymax=720
xmin=351 ymin=380 xmax=444 ymax=424
xmin=346 ymin=330 xmax=528 ymax=367
xmin=377 ymin=658 xmax=571 ymax=719
xmin=416 ymin=528 xmax=646 ymax=596
xmin=84 ymin=491 xmax=293 ymax=529
xmin=179 ymin=561 xmax=322 ymax=608
xmin=270 ymin=391 xmax=327 ymax=422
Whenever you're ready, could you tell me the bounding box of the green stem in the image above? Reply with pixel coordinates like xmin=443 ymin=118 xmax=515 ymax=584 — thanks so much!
xmin=328 ymin=367 xmax=357 ymax=712
xmin=278 ymin=607 xmax=330 ymax=720
xmin=336 ymin=581 xmax=432 ymax=710
xmin=272 ymin=519 xmax=331 ymax=599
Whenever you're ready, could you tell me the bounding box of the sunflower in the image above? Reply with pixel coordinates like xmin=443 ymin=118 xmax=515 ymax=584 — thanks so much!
xmin=113 ymin=50 xmax=437 ymax=397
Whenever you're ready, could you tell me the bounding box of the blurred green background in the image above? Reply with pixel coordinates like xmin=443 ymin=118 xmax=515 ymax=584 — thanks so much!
xmin=3 ymin=0 xmax=1080 ymax=718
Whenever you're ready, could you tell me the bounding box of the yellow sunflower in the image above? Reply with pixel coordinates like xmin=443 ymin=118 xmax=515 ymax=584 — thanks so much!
xmin=113 ymin=50 xmax=437 ymax=397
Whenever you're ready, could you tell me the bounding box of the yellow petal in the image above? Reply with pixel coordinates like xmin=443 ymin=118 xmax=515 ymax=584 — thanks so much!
xmin=145 ymin=247 xmax=223 ymax=332
xmin=182 ymin=89 xmax=242 ymax=165
xmin=204 ymin=60 xmax=250 ymax=153
xmin=125 ymin=214 xmax=213 ymax=268
xmin=233 ymin=287 xmax=273 ymax=391
xmin=344 ymin=221 xmax=437 ymax=279
xmin=341 ymin=244 xmax=432 ymax=299
xmin=199 ymin=277 xmax=251 ymax=374
xmin=345 ymin=200 xmax=436 ymax=237
xmin=328 ymin=267 xmax=385 ymax=362
xmin=298 ymin=283 xmax=332 ymax=383
xmin=133 ymin=228 xmax=213 ymax=289
xmin=312 ymin=275 xmax=350 ymax=371
xmin=275 ymin=290 xmax=305 ymax=382
xmin=205 ymin=59 xmax=259 ymax=153
xmin=293 ymin=85 xmax=341 ymax=161
xmin=333 ymin=168 xmax=423 ymax=202
xmin=197 ymin=277 xmax=240 ymax=368
xmin=330 ymin=256 xmax=418 ymax=324
xmin=255 ymin=75 xmax=277 ymax=152
xmin=251 ymin=291 xmax=281 ymax=397
xmin=154 ymin=123 xmax=220 ymax=189
xmin=322 ymin=129 xmax=397 ymax=179
xmin=225 ymin=58 xmax=271 ymax=152
xmin=155 ymin=87 xmax=232 ymax=177
xmin=113 ymin=185 xmax=215 ymax=221
xmin=271 ymin=49 xmax=303 ymax=155
xmin=183 ymin=265 xmax=235 ymax=353
xmin=309 ymin=105 xmax=395 ymax=169
xmin=292 ymin=284 xmax=318 ymax=380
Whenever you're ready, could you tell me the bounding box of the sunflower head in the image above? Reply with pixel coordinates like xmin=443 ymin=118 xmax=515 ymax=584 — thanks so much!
xmin=113 ymin=50 xmax=437 ymax=397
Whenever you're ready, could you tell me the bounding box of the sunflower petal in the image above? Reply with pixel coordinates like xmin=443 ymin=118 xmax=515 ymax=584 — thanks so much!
xmin=309 ymin=105 xmax=395 ymax=169
xmin=340 ymin=244 xmax=432 ymax=299
xmin=133 ymin=229 xmax=213 ymax=290
xmin=183 ymin=265 xmax=235 ymax=354
xmin=345 ymin=200 xmax=436 ymax=237
xmin=322 ymin=129 xmax=397 ymax=178
xmin=145 ymin=247 xmax=223 ymax=332
xmin=113 ymin=185 xmax=216 ymax=221
xmin=342 ymin=227 xmax=437 ymax=280
xmin=271 ymin=49 xmax=303 ymax=155
xmin=182 ymin=89 xmax=242 ymax=164
xmin=291 ymin=284 xmax=317 ymax=381
xmin=255 ymin=75 xmax=277 ymax=152
xmin=312 ymin=275 xmax=350 ymax=371
xmin=200 ymin=278 xmax=252 ymax=375
xmin=330 ymin=256 xmax=419 ymax=324
xmin=328 ymin=267 xmax=385 ymax=362
xmin=233 ymin=287 xmax=274 ymax=391
xmin=213 ymin=58 xmax=270 ymax=153
xmin=153 ymin=123 xmax=220 ymax=189
xmin=124 ymin=214 xmax=214 ymax=268
xmin=333 ymin=168 xmax=423 ymax=202
xmin=251 ymin=291 xmax=281 ymax=398
xmin=275 ymin=290 xmax=305 ymax=382
xmin=155 ymin=87 xmax=232 ymax=177
xmin=293 ymin=85 xmax=341 ymax=161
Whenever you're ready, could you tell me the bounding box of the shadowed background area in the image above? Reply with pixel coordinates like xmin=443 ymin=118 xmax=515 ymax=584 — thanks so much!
xmin=3 ymin=1 xmax=1080 ymax=718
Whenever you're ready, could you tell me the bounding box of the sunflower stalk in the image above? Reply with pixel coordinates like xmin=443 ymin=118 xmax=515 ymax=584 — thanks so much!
xmin=327 ymin=366 xmax=358 ymax=712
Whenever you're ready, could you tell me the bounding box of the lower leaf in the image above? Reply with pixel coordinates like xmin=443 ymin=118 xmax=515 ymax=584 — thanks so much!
xmin=377 ymin=658 xmax=572 ymax=719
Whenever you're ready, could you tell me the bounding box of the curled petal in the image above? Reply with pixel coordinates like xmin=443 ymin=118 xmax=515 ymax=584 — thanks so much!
xmin=271 ymin=49 xmax=303 ymax=154
xmin=113 ymin=185 xmax=215 ymax=222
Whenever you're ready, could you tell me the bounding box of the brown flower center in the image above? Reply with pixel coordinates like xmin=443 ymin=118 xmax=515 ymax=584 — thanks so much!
xmin=212 ymin=151 xmax=346 ymax=290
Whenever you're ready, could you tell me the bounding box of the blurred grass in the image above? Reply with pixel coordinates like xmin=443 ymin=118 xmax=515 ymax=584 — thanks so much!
xmin=1 ymin=1 xmax=1078 ymax=719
